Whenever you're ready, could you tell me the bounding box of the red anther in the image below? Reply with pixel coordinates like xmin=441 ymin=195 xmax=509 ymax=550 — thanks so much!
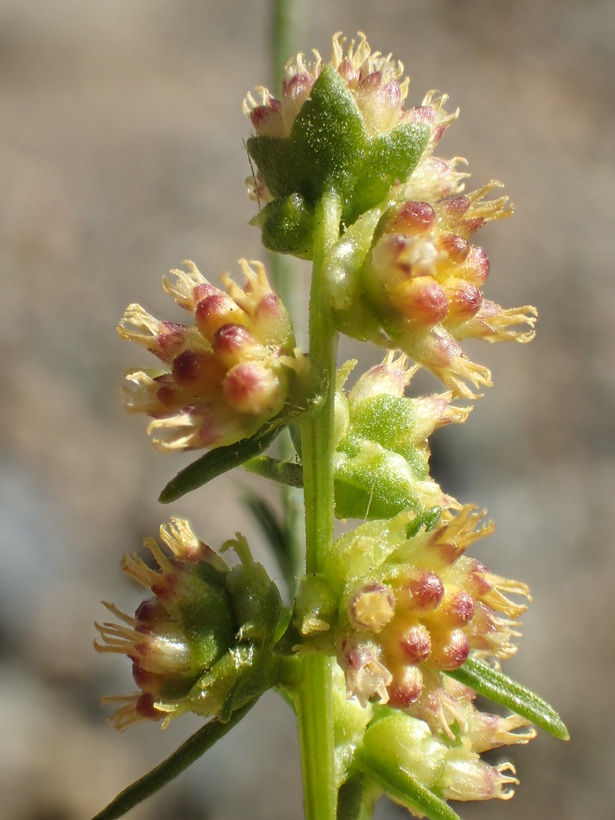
xmin=441 ymin=590 xmax=476 ymax=626
xmin=393 ymin=277 xmax=448 ymax=326
xmin=223 ymin=361 xmax=281 ymax=416
xmin=438 ymin=234 xmax=470 ymax=265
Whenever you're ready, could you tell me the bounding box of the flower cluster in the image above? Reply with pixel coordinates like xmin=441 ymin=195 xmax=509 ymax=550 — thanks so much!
xmin=331 ymin=353 xmax=469 ymax=519
xmin=118 ymin=259 xmax=306 ymax=451
xmin=361 ymin=187 xmax=537 ymax=397
xmin=296 ymin=506 xmax=529 ymax=720
xmin=95 ymin=519 xmax=282 ymax=729
xmin=244 ymin=31 xmax=454 ymax=203
xmin=361 ymin=702 xmax=529 ymax=806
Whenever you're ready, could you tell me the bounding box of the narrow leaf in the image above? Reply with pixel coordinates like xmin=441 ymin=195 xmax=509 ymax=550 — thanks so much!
xmin=445 ymin=657 xmax=569 ymax=741
xmin=366 ymin=758 xmax=461 ymax=820
xmin=243 ymin=455 xmax=304 ymax=488
xmin=159 ymin=427 xmax=281 ymax=503
xmin=91 ymin=700 xmax=256 ymax=819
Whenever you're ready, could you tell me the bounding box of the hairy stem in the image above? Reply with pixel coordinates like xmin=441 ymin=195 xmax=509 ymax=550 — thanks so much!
xmin=296 ymin=191 xmax=342 ymax=820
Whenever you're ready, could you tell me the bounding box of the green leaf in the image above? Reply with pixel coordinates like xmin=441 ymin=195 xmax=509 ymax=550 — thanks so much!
xmin=243 ymin=454 xmax=304 ymax=488
xmin=445 ymin=656 xmax=570 ymax=741
xmin=160 ymin=379 xmax=324 ymax=503
xmin=91 ymin=700 xmax=257 ymax=819
xmin=159 ymin=425 xmax=282 ymax=504
xmin=365 ymin=758 xmax=461 ymax=820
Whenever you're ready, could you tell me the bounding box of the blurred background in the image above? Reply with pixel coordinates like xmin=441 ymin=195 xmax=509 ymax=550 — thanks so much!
xmin=1 ymin=0 xmax=614 ymax=817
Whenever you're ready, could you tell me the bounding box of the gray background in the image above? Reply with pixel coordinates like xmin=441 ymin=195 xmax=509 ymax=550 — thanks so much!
xmin=1 ymin=1 xmax=613 ymax=818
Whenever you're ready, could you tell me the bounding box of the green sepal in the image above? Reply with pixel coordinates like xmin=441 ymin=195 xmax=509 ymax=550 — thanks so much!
xmin=91 ymin=700 xmax=257 ymax=820
xmin=247 ymin=65 xmax=430 ymax=240
xmin=350 ymin=123 xmax=431 ymax=224
xmin=333 ymin=436 xmax=432 ymax=520
xmin=243 ymin=451 xmax=440 ymax=523
xmin=445 ymin=656 xmax=570 ymax=741
xmin=225 ymin=552 xmax=283 ymax=646
xmin=255 ymin=193 xmax=315 ymax=257
xmin=177 ymin=582 xmax=236 ymax=672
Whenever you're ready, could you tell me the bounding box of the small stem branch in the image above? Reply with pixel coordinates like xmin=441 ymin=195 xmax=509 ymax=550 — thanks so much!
xmin=296 ymin=190 xmax=342 ymax=820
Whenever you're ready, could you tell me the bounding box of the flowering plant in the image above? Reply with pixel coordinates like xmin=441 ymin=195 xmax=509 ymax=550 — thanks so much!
xmin=94 ymin=30 xmax=567 ymax=820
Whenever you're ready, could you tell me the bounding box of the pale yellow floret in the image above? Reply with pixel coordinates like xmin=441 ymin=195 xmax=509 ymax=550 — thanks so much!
xmin=117 ymin=304 xmax=161 ymax=346
xmin=242 ymin=86 xmax=277 ymax=117
xmin=120 ymin=369 xmax=163 ymax=414
xmin=479 ymin=305 xmax=538 ymax=343
xmin=99 ymin=693 xmax=145 ymax=731
xmin=163 ymin=260 xmax=208 ymax=310
xmin=464 ymin=180 xmax=514 ymax=223
xmin=479 ymin=573 xmax=531 ymax=619
xmin=159 ymin=517 xmax=201 ymax=560
xmin=433 ymin=356 xmax=493 ymax=400
xmin=147 ymin=412 xmax=202 ymax=452
xmin=331 ymin=32 xmax=407 ymax=97
xmin=421 ymin=90 xmax=460 ymax=132
xmin=219 ymin=259 xmax=272 ymax=314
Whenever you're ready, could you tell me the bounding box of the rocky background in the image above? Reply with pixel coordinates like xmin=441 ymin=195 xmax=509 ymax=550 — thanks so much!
xmin=1 ymin=1 xmax=614 ymax=818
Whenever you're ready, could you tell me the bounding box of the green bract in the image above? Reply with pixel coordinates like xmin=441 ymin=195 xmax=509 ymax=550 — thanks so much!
xmin=247 ymin=65 xmax=429 ymax=254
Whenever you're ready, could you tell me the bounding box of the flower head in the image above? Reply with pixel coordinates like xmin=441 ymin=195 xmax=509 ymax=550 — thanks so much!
xmin=243 ymin=34 xmax=454 ymax=252
xmin=331 ymin=353 xmax=469 ymax=519
xmin=361 ymin=184 xmax=537 ymax=397
xmin=296 ymin=506 xmax=530 ymax=720
xmin=95 ymin=519 xmax=282 ymax=729
xmin=118 ymin=259 xmax=307 ymax=451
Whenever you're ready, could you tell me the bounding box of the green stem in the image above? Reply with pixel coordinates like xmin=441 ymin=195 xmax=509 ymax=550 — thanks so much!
xmin=270 ymin=0 xmax=306 ymax=595
xmin=296 ymin=191 xmax=342 ymax=820
xmin=91 ymin=701 xmax=256 ymax=819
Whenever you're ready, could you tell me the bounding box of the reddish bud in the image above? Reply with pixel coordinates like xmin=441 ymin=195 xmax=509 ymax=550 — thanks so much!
xmin=223 ymin=361 xmax=283 ymax=416
xmin=213 ymin=323 xmax=262 ymax=368
xmin=383 ymin=201 xmax=437 ymax=236
xmin=195 ymin=293 xmax=245 ymax=340
xmin=387 ymin=664 xmax=424 ymax=708
xmin=430 ymin=628 xmax=470 ymax=670
xmin=172 ymin=350 xmax=225 ymax=390
xmin=398 ymin=570 xmax=445 ymax=614
xmin=391 ymin=276 xmax=448 ymax=326
xmin=440 ymin=590 xmax=476 ymax=626
xmin=397 ymin=623 xmax=432 ymax=664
